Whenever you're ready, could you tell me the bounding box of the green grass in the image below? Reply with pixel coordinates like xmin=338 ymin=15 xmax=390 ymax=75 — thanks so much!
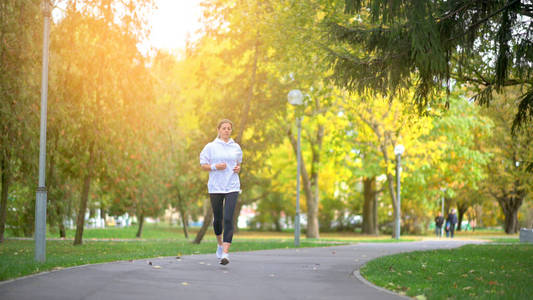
xmin=488 ymin=237 xmax=520 ymax=243
xmin=44 ymin=224 xmax=189 ymax=240
xmin=0 ymin=238 xmax=334 ymax=281
xmin=361 ymin=244 xmax=533 ymax=299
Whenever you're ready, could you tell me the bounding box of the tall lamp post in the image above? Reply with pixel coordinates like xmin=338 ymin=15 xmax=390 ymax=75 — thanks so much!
xmin=288 ymin=89 xmax=304 ymax=247
xmin=393 ymin=144 xmax=405 ymax=240
xmin=35 ymin=0 xmax=51 ymax=262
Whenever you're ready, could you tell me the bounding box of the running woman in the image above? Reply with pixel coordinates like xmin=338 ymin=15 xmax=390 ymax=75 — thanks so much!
xmin=199 ymin=119 xmax=242 ymax=265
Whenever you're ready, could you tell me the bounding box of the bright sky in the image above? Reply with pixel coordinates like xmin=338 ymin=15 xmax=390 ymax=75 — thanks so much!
xmin=147 ymin=0 xmax=204 ymax=51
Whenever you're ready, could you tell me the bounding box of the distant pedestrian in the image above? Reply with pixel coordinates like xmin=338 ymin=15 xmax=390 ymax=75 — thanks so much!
xmin=200 ymin=119 xmax=243 ymax=265
xmin=446 ymin=209 xmax=458 ymax=238
xmin=470 ymin=218 xmax=476 ymax=232
xmin=435 ymin=212 xmax=444 ymax=238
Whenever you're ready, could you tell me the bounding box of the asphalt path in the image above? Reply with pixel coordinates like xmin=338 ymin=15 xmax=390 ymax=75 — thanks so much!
xmin=0 ymin=239 xmax=484 ymax=300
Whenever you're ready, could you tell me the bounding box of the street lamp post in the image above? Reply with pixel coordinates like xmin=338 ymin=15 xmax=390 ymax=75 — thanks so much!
xmin=393 ymin=144 xmax=405 ymax=240
xmin=288 ymin=89 xmax=304 ymax=247
xmin=35 ymin=0 xmax=51 ymax=262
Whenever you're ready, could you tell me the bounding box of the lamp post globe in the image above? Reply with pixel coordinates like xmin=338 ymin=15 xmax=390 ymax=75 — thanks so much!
xmin=287 ymin=89 xmax=304 ymax=106
xmin=394 ymin=144 xmax=405 ymax=156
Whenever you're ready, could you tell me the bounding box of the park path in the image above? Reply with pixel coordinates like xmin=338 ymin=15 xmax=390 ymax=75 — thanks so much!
xmin=0 ymin=239 xmax=484 ymax=300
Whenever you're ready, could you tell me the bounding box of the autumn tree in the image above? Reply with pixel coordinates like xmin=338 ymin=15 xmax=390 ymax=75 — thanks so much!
xmin=481 ymin=90 xmax=532 ymax=233
xmin=0 ymin=0 xmax=41 ymax=242
xmin=50 ymin=0 xmax=154 ymax=244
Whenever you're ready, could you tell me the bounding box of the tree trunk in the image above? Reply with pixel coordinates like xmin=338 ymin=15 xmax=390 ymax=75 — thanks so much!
xmin=193 ymin=208 xmax=213 ymax=244
xmin=498 ymin=195 xmax=523 ymax=234
xmin=456 ymin=202 xmax=468 ymax=231
xmin=176 ymin=188 xmax=189 ymax=238
xmin=47 ymin=140 xmax=66 ymax=238
xmin=362 ymin=177 xmax=378 ymax=234
xmin=306 ymin=100 xmax=325 ymax=239
xmin=274 ymin=212 xmax=282 ymax=231
xmin=378 ymin=142 xmax=399 ymax=239
xmin=444 ymin=196 xmax=452 ymax=218
xmin=58 ymin=217 xmax=66 ymax=238
xmin=136 ymin=213 xmax=144 ymax=238
xmin=178 ymin=207 xmax=188 ymax=239
xmin=307 ymin=181 xmax=320 ymax=238
xmin=57 ymin=185 xmax=68 ymax=238
xmin=0 ymin=155 xmax=10 ymax=243
xmin=372 ymin=187 xmax=378 ymax=234
xmin=74 ymin=143 xmax=95 ymax=245
xmin=496 ymin=180 xmax=525 ymax=234
xmin=503 ymin=207 xmax=519 ymax=234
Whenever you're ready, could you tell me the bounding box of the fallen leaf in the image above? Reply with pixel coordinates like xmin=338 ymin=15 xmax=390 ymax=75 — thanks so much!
xmin=463 ymin=286 xmax=472 ymax=290
xmin=182 ymin=282 xmax=189 ymax=286
xmin=488 ymin=281 xmax=498 ymax=285
xmin=153 ymin=265 xmax=161 ymax=269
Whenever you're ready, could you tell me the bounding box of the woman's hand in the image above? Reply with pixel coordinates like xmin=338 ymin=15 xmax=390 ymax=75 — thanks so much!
xmin=215 ymin=162 xmax=227 ymax=170
xmin=233 ymin=164 xmax=241 ymax=173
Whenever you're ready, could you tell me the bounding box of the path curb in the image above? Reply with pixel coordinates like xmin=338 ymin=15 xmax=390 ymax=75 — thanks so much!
xmin=352 ymin=268 xmax=411 ymax=300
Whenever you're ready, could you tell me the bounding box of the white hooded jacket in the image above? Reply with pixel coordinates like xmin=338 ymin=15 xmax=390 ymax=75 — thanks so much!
xmin=199 ymin=138 xmax=243 ymax=193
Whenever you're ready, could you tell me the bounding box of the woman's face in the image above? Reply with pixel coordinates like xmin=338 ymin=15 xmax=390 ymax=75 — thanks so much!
xmin=218 ymin=122 xmax=232 ymax=140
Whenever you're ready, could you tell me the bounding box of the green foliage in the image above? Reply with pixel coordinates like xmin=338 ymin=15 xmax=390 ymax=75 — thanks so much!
xmin=327 ymin=0 xmax=533 ymax=130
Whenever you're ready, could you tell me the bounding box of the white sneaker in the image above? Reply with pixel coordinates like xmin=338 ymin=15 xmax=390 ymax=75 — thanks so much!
xmin=220 ymin=252 xmax=229 ymax=265
xmin=216 ymin=245 xmax=223 ymax=260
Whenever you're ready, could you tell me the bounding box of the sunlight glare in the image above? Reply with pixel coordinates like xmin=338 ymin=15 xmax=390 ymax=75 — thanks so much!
xmin=148 ymin=0 xmax=203 ymax=51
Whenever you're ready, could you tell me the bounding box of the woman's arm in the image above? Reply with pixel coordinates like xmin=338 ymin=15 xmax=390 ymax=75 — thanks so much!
xmin=201 ymin=163 xmax=227 ymax=171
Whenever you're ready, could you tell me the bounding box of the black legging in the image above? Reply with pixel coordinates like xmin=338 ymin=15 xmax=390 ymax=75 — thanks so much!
xmin=210 ymin=192 xmax=239 ymax=243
